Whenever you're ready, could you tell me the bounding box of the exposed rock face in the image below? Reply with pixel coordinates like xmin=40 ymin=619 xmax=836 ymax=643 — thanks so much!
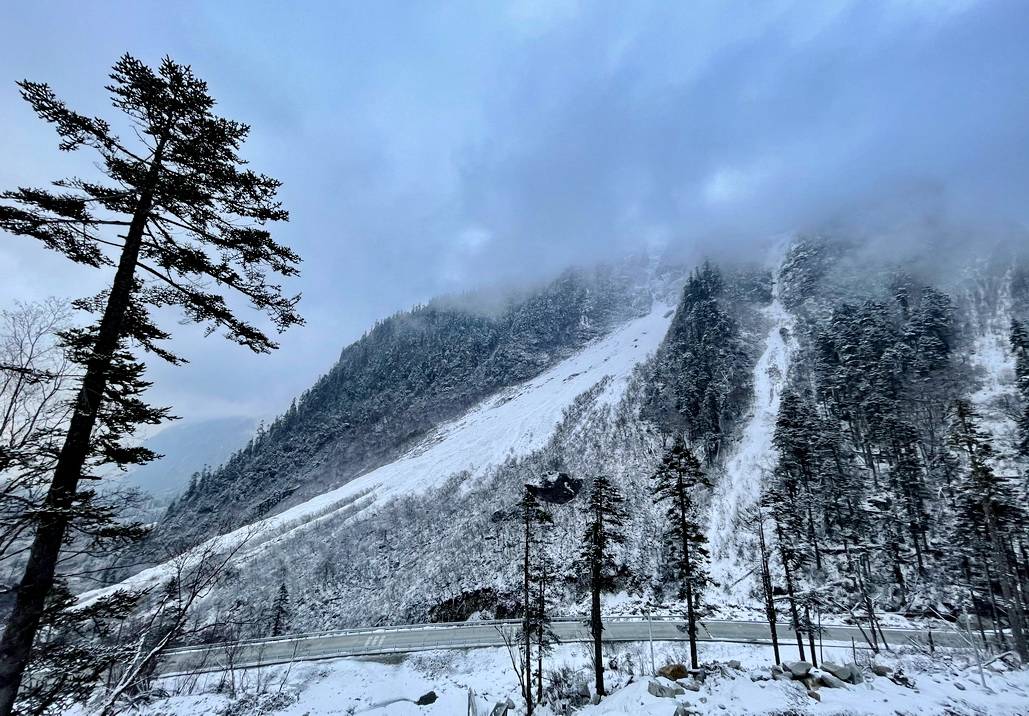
xmin=526 ymin=471 xmax=583 ymax=504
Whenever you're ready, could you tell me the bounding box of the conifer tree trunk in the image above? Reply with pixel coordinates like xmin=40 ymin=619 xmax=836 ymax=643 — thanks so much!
xmin=522 ymin=512 xmax=533 ymax=714
xmin=0 ymin=150 xmax=162 ymax=715
xmin=536 ymin=558 xmax=546 ymax=704
xmin=757 ymin=521 xmax=781 ymax=664
xmin=590 ymin=550 xmax=604 ymax=696
xmin=983 ymin=501 xmax=1028 ymax=660
xmin=804 ymin=605 xmax=817 ymax=667
xmin=775 ymin=523 xmax=805 ymax=661
xmin=677 ymin=483 xmax=699 ymax=669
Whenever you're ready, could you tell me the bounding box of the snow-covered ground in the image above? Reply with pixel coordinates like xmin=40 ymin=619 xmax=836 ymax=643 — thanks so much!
xmin=706 ymin=262 xmax=797 ymax=606
xmin=79 ymin=305 xmax=672 ymax=606
xmin=965 ymin=268 xmax=1021 ymax=475
xmin=116 ymin=642 xmax=1029 ymax=715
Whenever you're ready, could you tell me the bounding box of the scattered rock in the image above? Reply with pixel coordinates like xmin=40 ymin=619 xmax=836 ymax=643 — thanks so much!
xmin=807 ymin=689 xmax=822 ymax=702
xmin=727 ymin=659 xmax=742 ymax=670
xmin=821 ymin=661 xmax=863 ymax=684
xmin=821 ymin=662 xmax=847 ymax=679
xmin=786 ymin=661 xmax=814 ymax=678
xmin=648 ymin=679 xmax=685 ymax=698
xmin=749 ymin=670 xmax=770 ymax=682
xmin=771 ymin=664 xmax=790 ymax=681
xmin=872 ymin=664 xmax=892 ymax=677
xmin=415 ymin=691 xmax=438 ymax=706
xmin=590 ymin=693 xmax=602 ymax=705
xmin=814 ymin=669 xmax=848 ymax=689
xmin=658 ymin=663 xmax=691 ymax=681
xmin=954 ymin=681 xmax=966 ymax=691
xmin=677 ymin=679 xmax=701 ymax=692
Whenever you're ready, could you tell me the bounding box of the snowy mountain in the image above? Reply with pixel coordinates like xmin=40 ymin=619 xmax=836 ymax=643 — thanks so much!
xmin=87 ymin=236 xmax=1029 ymax=648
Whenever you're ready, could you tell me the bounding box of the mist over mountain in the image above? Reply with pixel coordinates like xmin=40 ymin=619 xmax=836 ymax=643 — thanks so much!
xmin=4 ymin=3 xmax=1029 ymax=713
xmin=85 ymin=232 xmax=1029 ymax=647
xmin=115 ymin=417 xmax=258 ymax=502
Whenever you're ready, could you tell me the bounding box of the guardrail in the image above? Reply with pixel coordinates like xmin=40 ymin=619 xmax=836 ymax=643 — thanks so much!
xmin=156 ymin=615 xmax=963 ymax=679
xmin=163 ymin=614 xmax=942 ymax=655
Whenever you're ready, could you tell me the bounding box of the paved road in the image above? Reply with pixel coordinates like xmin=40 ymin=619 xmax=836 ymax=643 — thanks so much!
xmin=157 ymin=617 xmax=963 ymax=677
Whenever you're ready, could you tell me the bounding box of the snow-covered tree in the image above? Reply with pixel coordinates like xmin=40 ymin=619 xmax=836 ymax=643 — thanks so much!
xmin=651 ymin=435 xmax=711 ymax=668
xmin=576 ymin=476 xmax=627 ymax=697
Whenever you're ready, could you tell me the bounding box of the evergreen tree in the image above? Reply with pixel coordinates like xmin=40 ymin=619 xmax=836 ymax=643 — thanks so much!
xmin=749 ymin=505 xmax=781 ymax=664
xmin=515 ymin=488 xmax=552 ymax=714
xmin=1011 ymin=320 xmax=1029 ymax=461
xmin=270 ymin=583 xmax=291 ymax=637
xmin=531 ymin=532 xmax=558 ymax=705
xmin=947 ymin=399 xmax=1028 ymax=661
xmin=651 ymin=435 xmax=712 ymax=668
xmin=762 ymin=471 xmax=813 ymax=663
xmin=576 ymin=476 xmax=627 ymax=697
xmin=644 ymin=264 xmax=751 ymax=462
xmin=0 ymin=55 xmax=302 ymax=713
xmin=772 ymin=390 xmax=826 ymax=571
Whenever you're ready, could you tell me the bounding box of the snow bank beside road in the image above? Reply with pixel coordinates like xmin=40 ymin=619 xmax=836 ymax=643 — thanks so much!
xmin=108 ymin=642 xmax=1029 ymax=715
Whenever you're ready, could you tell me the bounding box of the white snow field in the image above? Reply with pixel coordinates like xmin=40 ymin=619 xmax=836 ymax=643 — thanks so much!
xmin=706 ymin=265 xmax=797 ymax=606
xmin=109 ymin=642 xmax=1029 ymax=715
xmin=79 ymin=304 xmax=672 ymax=605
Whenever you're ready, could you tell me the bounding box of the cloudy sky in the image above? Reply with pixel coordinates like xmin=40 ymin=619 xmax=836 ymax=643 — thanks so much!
xmin=2 ymin=0 xmax=1028 ymax=426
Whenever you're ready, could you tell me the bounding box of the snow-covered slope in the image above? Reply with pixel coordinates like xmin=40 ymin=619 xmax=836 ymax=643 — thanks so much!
xmin=706 ymin=261 xmax=796 ymax=605
xmin=80 ymin=304 xmax=672 ymax=604
xmin=965 ymin=267 xmax=1021 ymax=475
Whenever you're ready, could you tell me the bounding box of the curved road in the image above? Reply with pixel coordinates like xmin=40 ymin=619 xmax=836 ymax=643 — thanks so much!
xmin=158 ymin=616 xmax=961 ymax=677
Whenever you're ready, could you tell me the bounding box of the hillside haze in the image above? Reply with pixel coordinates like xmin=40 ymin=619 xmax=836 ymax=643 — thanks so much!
xmin=86 ymin=234 xmax=1029 ymax=644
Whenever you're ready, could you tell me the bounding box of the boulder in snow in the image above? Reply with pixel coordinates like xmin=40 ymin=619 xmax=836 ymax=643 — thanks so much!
xmin=648 ymin=679 xmax=686 ymax=698
xmin=415 ymin=691 xmax=438 ymax=706
xmin=813 ymin=669 xmax=848 ymax=689
xmin=785 ymin=661 xmax=814 ymax=678
xmin=821 ymin=661 xmax=863 ymax=684
xmin=871 ymin=664 xmax=892 ymax=677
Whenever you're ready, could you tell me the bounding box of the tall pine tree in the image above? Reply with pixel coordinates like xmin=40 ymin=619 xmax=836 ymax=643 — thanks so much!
xmin=515 ymin=488 xmax=552 ymax=714
xmin=651 ymin=435 xmax=712 ymax=669
xmin=0 ymin=55 xmax=302 ymax=713
xmin=577 ymin=476 xmax=627 ymax=697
